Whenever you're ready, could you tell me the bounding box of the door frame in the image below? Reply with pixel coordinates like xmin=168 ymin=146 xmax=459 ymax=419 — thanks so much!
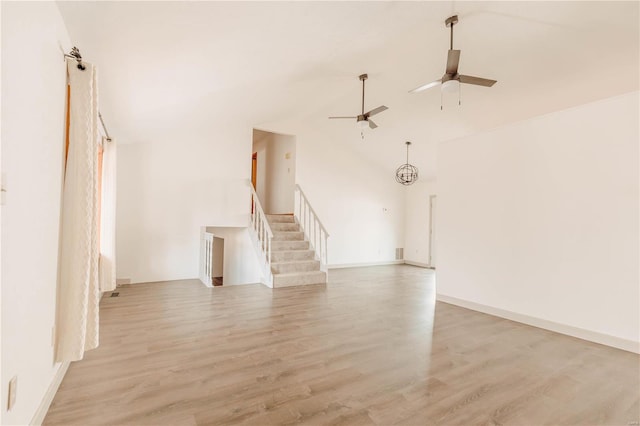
xmin=428 ymin=195 xmax=437 ymax=269
xmin=251 ymin=152 xmax=257 ymax=190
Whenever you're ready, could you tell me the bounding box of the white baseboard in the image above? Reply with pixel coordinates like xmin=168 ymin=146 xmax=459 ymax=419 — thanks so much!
xmin=403 ymin=260 xmax=432 ymax=268
xmin=328 ymin=260 xmax=404 ymax=269
xmin=437 ymin=294 xmax=640 ymax=354
xmin=30 ymin=361 xmax=70 ymax=425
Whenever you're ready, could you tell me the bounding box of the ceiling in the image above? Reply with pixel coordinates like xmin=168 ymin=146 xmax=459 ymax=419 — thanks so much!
xmin=57 ymin=1 xmax=639 ymax=179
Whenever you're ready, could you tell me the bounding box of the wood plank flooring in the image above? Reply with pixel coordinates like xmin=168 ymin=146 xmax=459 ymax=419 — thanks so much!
xmin=44 ymin=265 xmax=639 ymax=425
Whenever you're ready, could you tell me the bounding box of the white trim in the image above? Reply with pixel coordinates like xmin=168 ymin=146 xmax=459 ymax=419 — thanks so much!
xmin=437 ymin=294 xmax=640 ymax=354
xmin=328 ymin=260 xmax=403 ymax=269
xmin=30 ymin=361 xmax=70 ymax=426
xmin=403 ymin=260 xmax=431 ymax=268
xmin=428 ymin=195 xmax=437 ymax=268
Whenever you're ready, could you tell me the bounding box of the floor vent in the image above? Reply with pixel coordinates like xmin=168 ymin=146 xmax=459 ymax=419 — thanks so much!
xmin=395 ymin=248 xmax=404 ymax=260
xmin=110 ymin=292 xmax=120 ymax=297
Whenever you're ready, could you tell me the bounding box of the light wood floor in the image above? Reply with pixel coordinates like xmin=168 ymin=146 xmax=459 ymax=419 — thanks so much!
xmin=44 ymin=265 xmax=639 ymax=425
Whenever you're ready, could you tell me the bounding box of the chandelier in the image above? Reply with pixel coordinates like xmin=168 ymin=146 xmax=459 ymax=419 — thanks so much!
xmin=395 ymin=141 xmax=419 ymax=185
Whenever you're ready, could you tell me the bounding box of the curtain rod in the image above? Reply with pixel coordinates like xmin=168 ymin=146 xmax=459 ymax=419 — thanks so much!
xmin=65 ymin=47 xmax=112 ymax=142
xmin=99 ymin=112 xmax=112 ymax=142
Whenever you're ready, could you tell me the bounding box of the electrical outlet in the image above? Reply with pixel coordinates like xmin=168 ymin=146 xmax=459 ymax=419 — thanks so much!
xmin=7 ymin=376 xmax=17 ymax=411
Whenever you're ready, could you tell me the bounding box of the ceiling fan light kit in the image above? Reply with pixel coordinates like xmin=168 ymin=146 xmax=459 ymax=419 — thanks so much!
xmin=441 ymin=79 xmax=459 ymax=93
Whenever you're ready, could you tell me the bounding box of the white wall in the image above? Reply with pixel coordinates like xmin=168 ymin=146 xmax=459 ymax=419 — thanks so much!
xmin=116 ymin=130 xmax=252 ymax=284
xmin=266 ymin=133 xmax=295 ymax=214
xmin=404 ymin=180 xmax=437 ymax=267
xmin=295 ymin=129 xmax=406 ymax=267
xmin=1 ymin=3 xmax=72 ymax=424
xmin=252 ymin=130 xmax=296 ymax=214
xmin=437 ymin=91 xmax=639 ymax=351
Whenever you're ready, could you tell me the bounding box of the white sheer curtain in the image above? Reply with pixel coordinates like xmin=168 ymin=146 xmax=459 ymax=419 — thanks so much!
xmin=100 ymin=136 xmax=117 ymax=292
xmin=56 ymin=59 xmax=101 ymax=362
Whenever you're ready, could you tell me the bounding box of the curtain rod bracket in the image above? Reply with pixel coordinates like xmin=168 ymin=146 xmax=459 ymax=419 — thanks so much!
xmin=64 ymin=46 xmax=86 ymax=70
xmin=67 ymin=47 xmax=112 ymax=142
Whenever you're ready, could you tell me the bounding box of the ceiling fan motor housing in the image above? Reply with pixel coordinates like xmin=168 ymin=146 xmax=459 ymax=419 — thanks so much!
xmin=442 ymin=73 xmax=459 ymax=83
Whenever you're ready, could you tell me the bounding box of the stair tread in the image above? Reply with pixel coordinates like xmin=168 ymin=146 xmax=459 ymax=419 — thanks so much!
xmin=272 ymin=270 xmax=325 ymax=277
xmin=272 ymin=241 xmax=309 ymax=248
xmin=271 ymin=260 xmax=319 ymax=265
xmin=266 ymin=214 xmax=296 ymax=223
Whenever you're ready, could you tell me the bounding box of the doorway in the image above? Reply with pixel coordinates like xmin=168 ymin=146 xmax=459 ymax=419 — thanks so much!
xmin=251 ymin=129 xmax=296 ymax=214
xmin=428 ymin=195 xmax=437 ymax=269
xmin=212 ymin=236 xmax=224 ymax=286
xmin=251 ymin=152 xmax=257 ymax=190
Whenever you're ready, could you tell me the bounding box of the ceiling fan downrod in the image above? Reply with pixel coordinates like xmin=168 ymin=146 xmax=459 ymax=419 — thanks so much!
xmin=360 ymin=73 xmax=367 ymax=115
xmin=446 ymin=15 xmax=458 ymax=50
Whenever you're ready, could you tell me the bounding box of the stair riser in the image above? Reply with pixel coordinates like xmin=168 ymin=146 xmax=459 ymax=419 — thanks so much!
xmin=271 ymin=223 xmax=300 ymax=232
xmin=271 ymin=251 xmax=315 ymax=262
xmin=273 ymin=272 xmax=327 ymax=288
xmin=272 ymin=232 xmax=304 ymax=241
xmin=271 ymin=241 xmax=309 ymax=251
xmin=266 ymin=215 xmax=295 ymax=223
xmin=272 ymin=261 xmax=320 ymax=274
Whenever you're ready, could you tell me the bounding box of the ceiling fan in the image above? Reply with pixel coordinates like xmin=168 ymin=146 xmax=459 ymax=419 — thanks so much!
xmin=409 ymin=15 xmax=497 ymax=96
xmin=329 ymin=73 xmax=388 ymax=130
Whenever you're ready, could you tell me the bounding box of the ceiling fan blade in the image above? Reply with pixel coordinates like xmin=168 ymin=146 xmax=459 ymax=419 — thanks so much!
xmin=364 ymin=105 xmax=388 ymax=117
xmin=368 ymin=119 xmax=378 ymax=129
xmin=459 ymin=75 xmax=497 ymax=87
xmin=446 ymin=49 xmax=461 ymax=75
xmin=409 ymin=79 xmax=441 ymax=93
xmin=365 ymin=106 xmax=388 ymax=117
xmin=329 ymin=116 xmax=357 ymax=119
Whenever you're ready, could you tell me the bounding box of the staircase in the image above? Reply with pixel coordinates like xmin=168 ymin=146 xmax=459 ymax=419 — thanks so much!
xmin=267 ymin=214 xmax=327 ymax=287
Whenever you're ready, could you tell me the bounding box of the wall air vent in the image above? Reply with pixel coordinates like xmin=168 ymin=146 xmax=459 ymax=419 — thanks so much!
xmin=395 ymin=248 xmax=404 ymax=260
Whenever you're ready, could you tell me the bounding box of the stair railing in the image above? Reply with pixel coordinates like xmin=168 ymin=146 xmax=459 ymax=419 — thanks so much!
xmin=248 ymin=183 xmax=274 ymax=286
xmin=294 ymin=184 xmax=329 ymax=273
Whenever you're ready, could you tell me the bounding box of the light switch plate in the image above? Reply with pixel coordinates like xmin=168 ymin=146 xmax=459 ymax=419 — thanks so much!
xmin=1 ymin=172 xmax=6 ymax=206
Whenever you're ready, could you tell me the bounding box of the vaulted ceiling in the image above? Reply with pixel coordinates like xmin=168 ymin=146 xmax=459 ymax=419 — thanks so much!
xmin=58 ymin=1 xmax=639 ymax=179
